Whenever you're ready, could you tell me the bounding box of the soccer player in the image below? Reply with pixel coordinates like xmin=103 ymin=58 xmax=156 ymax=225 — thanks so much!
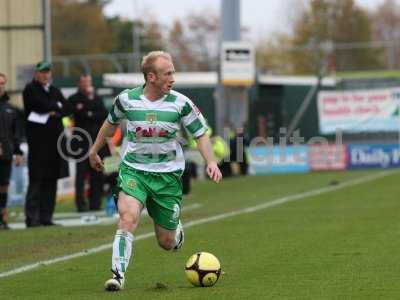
xmin=89 ymin=51 xmax=222 ymax=291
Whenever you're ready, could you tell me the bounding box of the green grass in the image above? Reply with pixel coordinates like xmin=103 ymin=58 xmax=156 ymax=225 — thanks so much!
xmin=336 ymin=69 xmax=400 ymax=79
xmin=289 ymin=69 xmax=400 ymax=80
xmin=1 ymin=170 xmax=399 ymax=299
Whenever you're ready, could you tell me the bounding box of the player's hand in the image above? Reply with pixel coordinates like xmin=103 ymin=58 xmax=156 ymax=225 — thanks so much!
xmin=89 ymin=150 xmax=104 ymax=172
xmin=14 ymin=154 xmax=23 ymax=167
xmin=206 ymin=161 xmax=222 ymax=183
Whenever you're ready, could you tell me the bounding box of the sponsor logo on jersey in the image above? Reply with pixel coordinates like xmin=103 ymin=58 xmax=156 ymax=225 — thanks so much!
xmin=136 ymin=127 xmax=170 ymax=138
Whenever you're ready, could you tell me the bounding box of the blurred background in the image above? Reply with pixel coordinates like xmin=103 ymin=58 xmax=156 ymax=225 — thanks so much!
xmin=2 ymin=0 xmax=400 ymax=208
xmin=2 ymin=0 xmax=400 ymax=137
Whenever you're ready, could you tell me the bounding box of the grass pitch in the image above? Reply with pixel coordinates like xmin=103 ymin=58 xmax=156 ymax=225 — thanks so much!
xmin=1 ymin=170 xmax=399 ymax=299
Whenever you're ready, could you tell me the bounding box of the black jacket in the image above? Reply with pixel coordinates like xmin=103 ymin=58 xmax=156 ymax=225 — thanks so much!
xmin=69 ymin=90 xmax=110 ymax=158
xmin=0 ymin=93 xmax=23 ymax=161
xmin=23 ymin=80 xmax=71 ymax=180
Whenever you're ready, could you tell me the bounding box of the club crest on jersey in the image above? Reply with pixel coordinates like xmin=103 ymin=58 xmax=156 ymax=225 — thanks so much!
xmin=145 ymin=113 xmax=157 ymax=124
xmin=127 ymin=179 xmax=136 ymax=189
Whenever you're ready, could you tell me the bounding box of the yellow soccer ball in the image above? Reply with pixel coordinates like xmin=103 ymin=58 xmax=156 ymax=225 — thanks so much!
xmin=185 ymin=252 xmax=222 ymax=287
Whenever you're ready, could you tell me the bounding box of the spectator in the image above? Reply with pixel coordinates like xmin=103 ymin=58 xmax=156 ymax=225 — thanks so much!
xmin=0 ymin=72 xmax=23 ymax=229
xmin=22 ymin=61 xmax=70 ymax=227
xmin=229 ymin=127 xmax=249 ymax=175
xmin=256 ymin=115 xmax=267 ymax=139
xmin=266 ymin=113 xmax=276 ymax=141
xmin=69 ymin=74 xmax=109 ymax=212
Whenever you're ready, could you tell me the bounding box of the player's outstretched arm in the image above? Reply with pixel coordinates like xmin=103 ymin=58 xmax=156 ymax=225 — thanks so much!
xmin=196 ymin=134 xmax=222 ymax=183
xmin=89 ymin=120 xmax=118 ymax=172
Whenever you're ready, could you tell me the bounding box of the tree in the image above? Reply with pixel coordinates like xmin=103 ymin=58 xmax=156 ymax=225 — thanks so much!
xmin=107 ymin=16 xmax=135 ymax=53
xmin=372 ymin=0 xmax=400 ymax=69
xmin=289 ymin=0 xmax=383 ymax=74
xmin=186 ymin=10 xmax=219 ymax=71
xmin=256 ymin=34 xmax=294 ymax=74
xmin=140 ymin=17 xmax=166 ymax=53
xmin=256 ymin=0 xmax=384 ymax=75
xmin=51 ymin=0 xmax=114 ymax=55
xmin=166 ymin=9 xmax=219 ymax=71
xmin=168 ymin=20 xmax=197 ymax=71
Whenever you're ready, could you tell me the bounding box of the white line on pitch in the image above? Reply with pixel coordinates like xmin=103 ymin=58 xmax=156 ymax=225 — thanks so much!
xmin=0 ymin=171 xmax=393 ymax=279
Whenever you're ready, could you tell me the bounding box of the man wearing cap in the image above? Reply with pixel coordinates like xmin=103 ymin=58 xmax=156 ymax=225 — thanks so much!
xmin=22 ymin=61 xmax=71 ymax=227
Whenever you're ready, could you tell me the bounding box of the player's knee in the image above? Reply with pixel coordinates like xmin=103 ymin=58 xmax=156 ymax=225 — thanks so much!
xmin=157 ymin=236 xmax=175 ymax=251
xmin=119 ymin=212 xmax=139 ymax=232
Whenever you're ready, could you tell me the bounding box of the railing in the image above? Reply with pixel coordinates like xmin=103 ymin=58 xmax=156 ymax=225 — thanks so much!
xmin=52 ymin=52 xmax=143 ymax=77
xmin=51 ymin=52 xmax=220 ymax=77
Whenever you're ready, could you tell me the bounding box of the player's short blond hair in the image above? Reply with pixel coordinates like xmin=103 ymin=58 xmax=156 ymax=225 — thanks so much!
xmin=141 ymin=51 xmax=172 ymax=81
xmin=0 ymin=72 xmax=6 ymax=81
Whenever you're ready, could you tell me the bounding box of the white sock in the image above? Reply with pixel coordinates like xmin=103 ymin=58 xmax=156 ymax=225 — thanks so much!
xmin=175 ymin=228 xmax=181 ymax=246
xmin=174 ymin=221 xmax=184 ymax=249
xmin=111 ymin=229 xmax=134 ymax=276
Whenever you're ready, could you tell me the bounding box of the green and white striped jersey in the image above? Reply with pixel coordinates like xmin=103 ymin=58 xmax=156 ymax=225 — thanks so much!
xmin=108 ymin=86 xmax=208 ymax=173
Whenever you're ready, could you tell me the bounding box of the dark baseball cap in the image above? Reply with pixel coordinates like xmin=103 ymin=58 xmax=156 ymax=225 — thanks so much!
xmin=35 ymin=61 xmax=51 ymax=72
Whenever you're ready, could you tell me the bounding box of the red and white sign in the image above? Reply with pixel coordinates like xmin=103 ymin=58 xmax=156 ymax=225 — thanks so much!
xmin=317 ymin=88 xmax=400 ymax=134
xmin=309 ymin=144 xmax=348 ymax=171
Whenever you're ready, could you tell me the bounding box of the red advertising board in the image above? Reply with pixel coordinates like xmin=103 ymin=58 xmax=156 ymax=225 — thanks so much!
xmin=309 ymin=144 xmax=348 ymax=171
